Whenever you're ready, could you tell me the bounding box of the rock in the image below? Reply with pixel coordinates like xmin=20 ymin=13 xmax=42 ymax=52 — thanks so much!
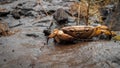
xmin=53 ymin=8 xmax=68 ymax=25
xmin=111 ymin=3 xmax=120 ymax=31
xmin=0 ymin=8 xmax=9 ymax=17
xmin=18 ymin=9 xmax=28 ymax=16
xmin=51 ymin=0 xmax=63 ymax=5
xmin=99 ymin=4 xmax=120 ymax=31
xmin=15 ymin=1 xmax=37 ymax=10
xmin=11 ymin=10 xmax=20 ymax=19
xmin=9 ymin=23 xmax=23 ymax=28
xmin=24 ymin=11 xmax=38 ymax=17
xmin=26 ymin=33 xmax=39 ymax=38
xmin=11 ymin=1 xmax=40 ymax=17
xmin=11 ymin=9 xmax=37 ymax=18
xmin=0 ymin=0 xmax=17 ymax=4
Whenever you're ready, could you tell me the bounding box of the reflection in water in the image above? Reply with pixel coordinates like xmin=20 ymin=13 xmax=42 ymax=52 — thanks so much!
xmin=37 ymin=40 xmax=115 ymax=67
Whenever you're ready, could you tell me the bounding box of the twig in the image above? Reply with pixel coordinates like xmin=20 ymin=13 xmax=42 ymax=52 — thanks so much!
xmin=86 ymin=0 xmax=90 ymax=26
xmin=77 ymin=2 xmax=80 ymax=25
xmin=38 ymin=0 xmax=49 ymax=16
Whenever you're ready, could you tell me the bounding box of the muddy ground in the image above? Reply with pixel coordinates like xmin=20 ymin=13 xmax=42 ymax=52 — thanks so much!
xmin=0 ymin=0 xmax=120 ymax=68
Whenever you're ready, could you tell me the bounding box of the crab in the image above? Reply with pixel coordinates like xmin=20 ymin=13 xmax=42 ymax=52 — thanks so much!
xmin=47 ymin=25 xmax=116 ymax=43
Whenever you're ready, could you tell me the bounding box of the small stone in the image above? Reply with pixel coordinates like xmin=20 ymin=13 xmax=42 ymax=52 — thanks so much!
xmin=11 ymin=10 xmax=20 ymax=19
xmin=29 ymin=63 xmax=35 ymax=67
xmin=114 ymin=40 xmax=116 ymax=43
xmin=26 ymin=33 xmax=39 ymax=38
xmin=12 ymin=50 xmax=15 ymax=52
xmin=3 ymin=59 xmax=7 ymax=62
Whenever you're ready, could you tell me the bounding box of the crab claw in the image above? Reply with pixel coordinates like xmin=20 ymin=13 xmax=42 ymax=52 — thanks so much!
xmin=111 ymin=31 xmax=116 ymax=37
xmin=48 ymin=29 xmax=59 ymax=38
xmin=46 ymin=29 xmax=58 ymax=44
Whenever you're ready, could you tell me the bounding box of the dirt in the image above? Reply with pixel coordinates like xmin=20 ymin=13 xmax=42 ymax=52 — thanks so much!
xmin=0 ymin=0 xmax=120 ymax=68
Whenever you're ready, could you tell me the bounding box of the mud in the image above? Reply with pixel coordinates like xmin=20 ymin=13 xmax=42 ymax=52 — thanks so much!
xmin=1 ymin=33 xmax=120 ymax=68
xmin=0 ymin=0 xmax=120 ymax=68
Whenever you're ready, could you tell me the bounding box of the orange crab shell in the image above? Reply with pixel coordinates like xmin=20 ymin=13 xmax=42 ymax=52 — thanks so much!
xmin=61 ymin=25 xmax=116 ymax=39
xmin=61 ymin=26 xmax=95 ymax=39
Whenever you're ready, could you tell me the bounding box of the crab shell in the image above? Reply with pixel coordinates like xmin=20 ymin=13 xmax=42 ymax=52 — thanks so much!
xmin=62 ymin=25 xmax=116 ymax=39
xmin=48 ymin=25 xmax=116 ymax=43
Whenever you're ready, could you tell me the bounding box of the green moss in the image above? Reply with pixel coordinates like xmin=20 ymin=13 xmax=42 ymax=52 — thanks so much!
xmin=113 ymin=35 xmax=120 ymax=41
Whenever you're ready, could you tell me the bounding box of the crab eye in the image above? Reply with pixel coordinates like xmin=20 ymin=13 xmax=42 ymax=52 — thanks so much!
xmin=58 ymin=31 xmax=63 ymax=34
